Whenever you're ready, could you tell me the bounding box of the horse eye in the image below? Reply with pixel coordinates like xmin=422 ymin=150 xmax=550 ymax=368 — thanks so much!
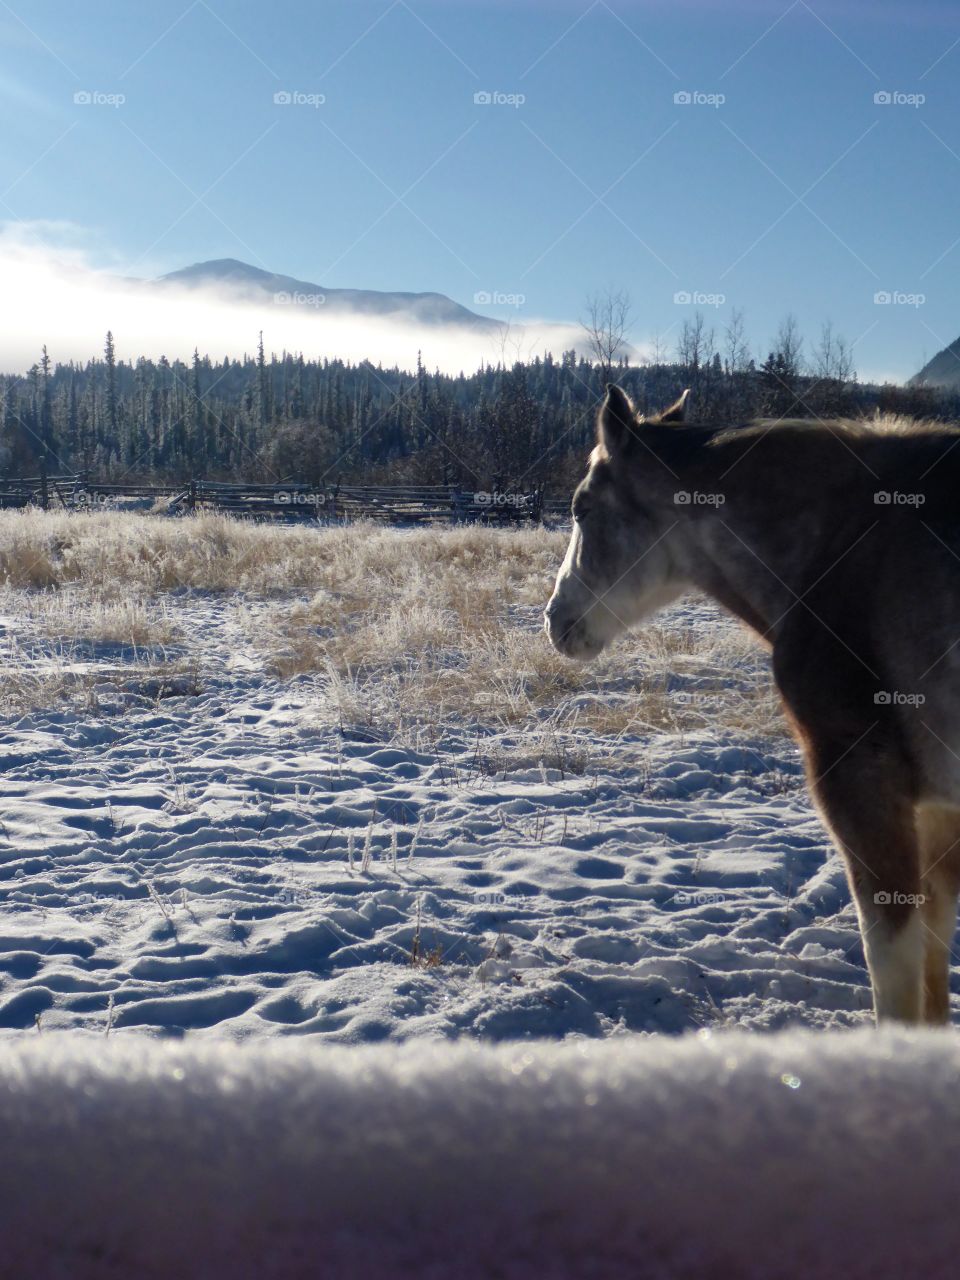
xmin=573 ymin=502 xmax=590 ymax=521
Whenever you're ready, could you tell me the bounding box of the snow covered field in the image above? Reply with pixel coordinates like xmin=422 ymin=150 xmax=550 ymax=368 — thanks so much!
xmin=0 ymin=510 xmax=880 ymax=1039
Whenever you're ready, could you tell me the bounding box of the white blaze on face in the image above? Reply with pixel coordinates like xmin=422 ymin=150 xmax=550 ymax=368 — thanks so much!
xmin=544 ymin=515 xmax=687 ymax=661
xmin=544 ymin=522 xmax=624 ymax=660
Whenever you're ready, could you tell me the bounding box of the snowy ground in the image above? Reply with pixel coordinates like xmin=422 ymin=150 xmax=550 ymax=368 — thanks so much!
xmin=0 ymin=565 xmax=878 ymax=1040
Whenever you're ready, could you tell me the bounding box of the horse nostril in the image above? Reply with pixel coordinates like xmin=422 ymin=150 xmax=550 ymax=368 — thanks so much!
xmin=546 ymin=608 xmax=575 ymax=646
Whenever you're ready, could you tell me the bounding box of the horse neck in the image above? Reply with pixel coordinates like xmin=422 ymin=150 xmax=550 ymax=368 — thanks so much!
xmin=675 ymin=434 xmax=840 ymax=645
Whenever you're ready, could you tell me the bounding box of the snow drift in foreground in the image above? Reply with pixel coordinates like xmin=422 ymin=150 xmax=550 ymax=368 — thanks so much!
xmin=1 ymin=1029 xmax=957 ymax=1279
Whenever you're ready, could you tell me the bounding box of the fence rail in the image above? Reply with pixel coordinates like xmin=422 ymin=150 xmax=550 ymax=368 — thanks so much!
xmin=0 ymin=468 xmax=570 ymax=525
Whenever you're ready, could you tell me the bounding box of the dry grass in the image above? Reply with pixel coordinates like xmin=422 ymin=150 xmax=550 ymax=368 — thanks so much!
xmin=0 ymin=510 xmax=785 ymax=753
xmin=245 ymin=521 xmax=783 ymax=745
xmin=0 ymin=508 xmax=348 ymax=594
xmin=0 ymin=642 xmax=200 ymax=718
xmin=16 ymin=591 xmax=180 ymax=648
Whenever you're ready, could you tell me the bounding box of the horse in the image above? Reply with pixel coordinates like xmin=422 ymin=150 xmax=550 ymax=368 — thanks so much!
xmin=544 ymin=383 xmax=960 ymax=1025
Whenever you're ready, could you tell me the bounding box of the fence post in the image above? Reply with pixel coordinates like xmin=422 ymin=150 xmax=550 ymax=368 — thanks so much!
xmin=40 ymin=456 xmax=48 ymax=511
xmin=188 ymin=479 xmax=197 ymax=512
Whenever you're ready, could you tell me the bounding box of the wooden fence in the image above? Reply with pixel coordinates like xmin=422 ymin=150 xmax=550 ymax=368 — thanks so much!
xmin=0 ymin=469 xmax=569 ymax=525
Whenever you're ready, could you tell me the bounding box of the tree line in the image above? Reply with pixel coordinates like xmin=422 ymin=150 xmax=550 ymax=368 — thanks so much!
xmin=0 ymin=318 xmax=953 ymax=496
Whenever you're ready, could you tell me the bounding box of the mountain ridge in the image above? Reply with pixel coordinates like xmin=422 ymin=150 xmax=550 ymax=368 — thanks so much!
xmin=911 ymin=337 xmax=960 ymax=389
xmin=157 ymin=259 xmax=499 ymax=331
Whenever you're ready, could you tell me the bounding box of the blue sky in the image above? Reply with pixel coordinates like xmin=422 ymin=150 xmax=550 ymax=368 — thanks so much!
xmin=3 ymin=0 xmax=960 ymax=380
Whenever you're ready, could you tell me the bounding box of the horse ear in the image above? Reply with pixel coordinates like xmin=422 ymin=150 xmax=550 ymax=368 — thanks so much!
xmin=657 ymin=388 xmax=690 ymax=424
xmin=597 ymin=383 xmax=637 ymax=454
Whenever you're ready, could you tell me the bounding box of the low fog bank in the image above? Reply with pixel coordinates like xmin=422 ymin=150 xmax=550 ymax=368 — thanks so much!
xmin=0 ymin=235 xmax=591 ymax=376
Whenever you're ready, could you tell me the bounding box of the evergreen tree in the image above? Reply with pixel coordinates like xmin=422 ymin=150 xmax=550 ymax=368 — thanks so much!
xmin=104 ymin=331 xmax=118 ymax=453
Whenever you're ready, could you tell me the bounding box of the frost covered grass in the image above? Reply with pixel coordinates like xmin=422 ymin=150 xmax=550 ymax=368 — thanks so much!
xmin=20 ymin=591 xmax=181 ymax=648
xmin=0 ymin=506 xmax=339 ymax=593
xmin=0 ymin=509 xmax=784 ymax=750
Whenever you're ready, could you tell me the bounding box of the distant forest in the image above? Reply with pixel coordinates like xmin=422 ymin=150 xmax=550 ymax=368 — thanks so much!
xmin=1 ymin=321 xmax=955 ymax=495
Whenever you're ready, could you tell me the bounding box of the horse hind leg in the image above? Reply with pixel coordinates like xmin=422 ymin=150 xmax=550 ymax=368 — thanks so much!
xmin=917 ymin=804 xmax=960 ymax=1025
xmin=806 ymin=745 xmax=924 ymax=1024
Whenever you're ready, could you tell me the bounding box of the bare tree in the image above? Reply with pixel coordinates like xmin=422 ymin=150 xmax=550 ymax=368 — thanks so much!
xmin=649 ymin=330 xmax=671 ymax=366
xmin=773 ymin=314 xmax=804 ymax=380
xmin=759 ymin=313 xmax=805 ymax=415
xmin=836 ymin=333 xmax=855 ymax=389
xmin=581 ymin=289 xmax=632 ymax=380
xmin=813 ymin=320 xmax=855 ymax=385
xmin=723 ymin=307 xmax=750 ymax=374
xmin=810 ymin=320 xmax=856 ymax=414
xmin=491 ymin=321 xmax=531 ymax=369
xmin=676 ymin=311 xmax=714 ymax=371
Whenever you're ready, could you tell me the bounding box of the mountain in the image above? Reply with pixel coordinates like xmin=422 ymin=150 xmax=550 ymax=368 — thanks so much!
xmin=910 ymin=338 xmax=960 ymax=389
xmin=157 ymin=259 xmax=499 ymax=331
